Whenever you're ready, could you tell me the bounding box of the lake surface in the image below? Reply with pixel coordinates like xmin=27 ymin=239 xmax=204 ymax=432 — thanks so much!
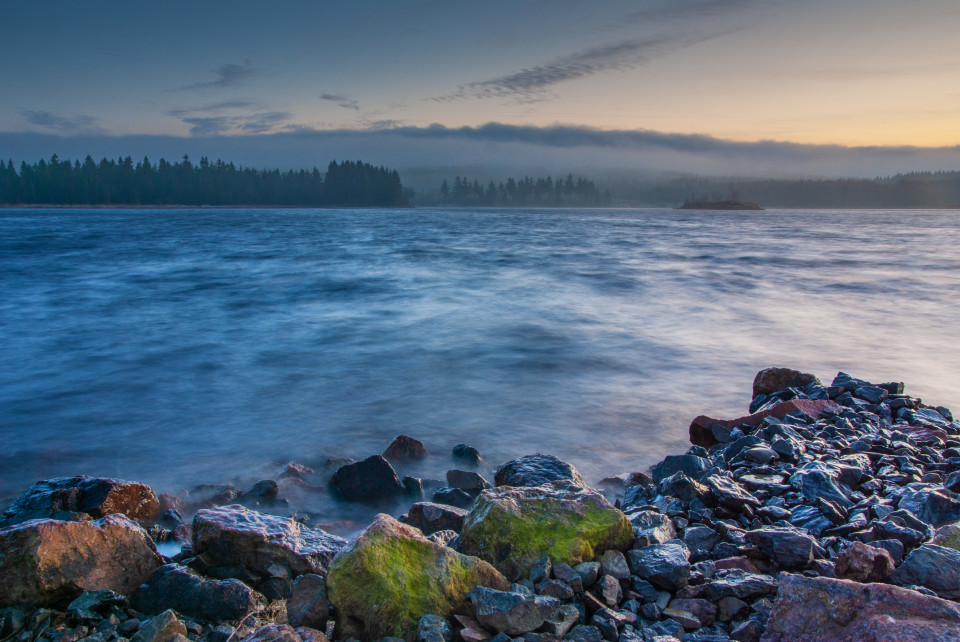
xmin=2 ymin=207 xmax=959 ymax=530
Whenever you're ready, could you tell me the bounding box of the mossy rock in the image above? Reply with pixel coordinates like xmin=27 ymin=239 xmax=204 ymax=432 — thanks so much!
xmin=458 ymin=481 xmax=634 ymax=579
xmin=932 ymin=523 xmax=960 ymax=551
xmin=326 ymin=514 xmax=508 ymax=641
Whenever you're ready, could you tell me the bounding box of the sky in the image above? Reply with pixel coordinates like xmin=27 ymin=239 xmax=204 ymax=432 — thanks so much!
xmin=3 ymin=0 xmax=960 ymax=178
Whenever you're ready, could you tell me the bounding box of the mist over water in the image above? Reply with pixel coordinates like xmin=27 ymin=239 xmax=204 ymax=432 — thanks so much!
xmin=2 ymin=207 xmax=959 ymax=530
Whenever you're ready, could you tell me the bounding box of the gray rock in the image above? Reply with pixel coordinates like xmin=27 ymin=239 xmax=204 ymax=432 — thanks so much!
xmin=701 ymin=571 xmax=778 ymax=601
xmin=683 ymin=526 xmax=720 ymax=559
xmin=745 ymin=528 xmax=815 ymax=570
xmin=650 ymin=455 xmax=710 ymax=485
xmin=493 ymin=454 xmax=585 ymax=488
xmin=417 ymin=614 xmax=452 ymax=642
xmin=627 ymin=541 xmax=690 ymax=591
xmin=66 ymin=589 xmax=126 ymax=620
xmin=753 ymin=368 xmax=821 ymax=397
xmin=133 ymin=564 xmax=266 ymax=622
xmin=431 ymin=487 xmax=474 ymax=508
xmin=892 ymin=544 xmax=960 ymax=599
xmin=598 ymin=549 xmax=630 ymax=581
xmin=566 ymin=625 xmax=602 ymax=642
xmin=329 ymin=455 xmax=405 ymax=501
xmin=467 ymin=587 xmax=559 ymax=635
xmin=540 ymin=604 xmax=579 ymax=636
xmin=574 ymin=561 xmax=601 ymax=588
xmin=743 ymin=447 xmax=778 ymax=465
xmin=446 ymin=470 xmax=491 ymax=493
xmin=131 ymin=610 xmax=186 ymax=642
xmin=628 ymin=510 xmax=676 ymax=547
xmin=287 ymin=574 xmax=328 ymax=629
xmin=402 ymin=502 xmax=469 ymax=535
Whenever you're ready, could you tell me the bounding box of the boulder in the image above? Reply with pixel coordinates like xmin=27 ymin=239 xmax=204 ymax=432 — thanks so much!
xmin=383 ymin=435 xmax=429 ymax=461
xmin=133 ymin=564 xmax=266 ymax=622
xmin=325 ymin=513 xmax=508 ymax=641
xmin=446 ymin=470 xmax=491 ymax=493
xmin=689 ymin=399 xmax=839 ymax=449
xmin=835 ymin=542 xmax=895 ymax=582
xmin=493 ymin=454 xmax=584 ymax=488
xmin=763 ymin=573 xmax=960 ymax=641
xmin=891 ymin=544 xmax=960 ymax=599
xmin=627 ymin=541 xmax=690 ymax=591
xmin=467 ymin=587 xmax=559 ymax=635
xmin=744 ymin=528 xmax=815 ymax=570
xmin=459 ymin=482 xmax=633 ymax=579
xmin=402 ymin=502 xmax=468 ymax=536
xmin=0 ymin=476 xmax=160 ymax=527
xmin=431 ymin=488 xmax=474 ymax=508
xmin=897 ymin=487 xmax=960 ymax=527
xmin=0 ymin=514 xmax=162 ymax=607
xmin=192 ymin=505 xmax=346 ymax=578
xmin=752 ymin=368 xmax=821 ymax=397
xmin=287 ymin=574 xmax=329 ymax=629
xmin=329 ymin=455 xmax=405 ymax=501
xmin=452 ymin=444 xmax=482 ymax=466
xmin=699 ymin=571 xmax=778 ymax=601
xmin=650 ymin=454 xmax=710 ymax=485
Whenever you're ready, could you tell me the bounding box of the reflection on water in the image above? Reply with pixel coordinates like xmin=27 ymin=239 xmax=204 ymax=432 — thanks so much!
xmin=1 ymin=207 xmax=959 ymax=531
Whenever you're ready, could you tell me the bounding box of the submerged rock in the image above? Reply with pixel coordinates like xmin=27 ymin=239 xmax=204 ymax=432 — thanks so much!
xmin=493 ymin=454 xmax=585 ymax=488
xmin=383 ymin=435 xmax=429 ymax=461
xmin=459 ymin=482 xmax=633 ymax=579
xmin=0 ymin=476 xmax=160 ymax=527
xmin=327 ymin=514 xmax=507 ymax=640
xmin=329 ymin=455 xmax=405 ymax=501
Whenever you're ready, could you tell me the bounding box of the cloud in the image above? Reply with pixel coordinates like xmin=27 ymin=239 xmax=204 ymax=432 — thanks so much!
xmin=176 ymin=111 xmax=293 ymax=136
xmin=320 ymin=94 xmax=360 ymax=111
xmin=176 ymin=61 xmax=258 ymax=91
xmin=168 ymin=100 xmax=256 ymax=116
xmin=18 ymin=110 xmax=105 ymax=135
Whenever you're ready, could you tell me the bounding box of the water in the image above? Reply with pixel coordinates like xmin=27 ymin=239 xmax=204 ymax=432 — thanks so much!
xmin=2 ymin=207 xmax=959 ymax=531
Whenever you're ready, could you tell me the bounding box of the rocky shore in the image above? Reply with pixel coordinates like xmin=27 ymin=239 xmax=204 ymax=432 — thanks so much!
xmin=3 ymin=367 xmax=960 ymax=642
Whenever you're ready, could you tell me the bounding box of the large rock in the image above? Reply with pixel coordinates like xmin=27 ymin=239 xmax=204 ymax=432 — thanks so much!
xmin=835 ymin=542 xmax=895 ymax=582
xmin=0 ymin=514 xmax=162 ymax=608
xmin=192 ymin=505 xmax=346 ymax=578
xmin=763 ymin=573 xmax=960 ymax=641
xmin=458 ymin=482 xmax=633 ymax=579
xmin=896 ymin=487 xmax=960 ymax=527
xmin=402 ymin=502 xmax=468 ymax=536
xmin=627 ymin=541 xmax=690 ymax=591
xmin=133 ymin=564 xmax=266 ymax=622
xmin=493 ymin=454 xmax=585 ymax=488
xmin=383 ymin=435 xmax=429 ymax=461
xmin=328 ymin=455 xmax=405 ymax=501
xmin=467 ymin=587 xmax=559 ymax=635
xmin=287 ymin=574 xmax=329 ymax=629
xmin=891 ymin=544 xmax=960 ymax=599
xmin=744 ymin=528 xmax=815 ymax=570
xmin=752 ymin=367 xmax=821 ymax=397
xmin=689 ymin=399 xmax=839 ymax=449
xmin=325 ymin=513 xmax=508 ymax=641
xmin=0 ymin=476 xmax=160 ymax=527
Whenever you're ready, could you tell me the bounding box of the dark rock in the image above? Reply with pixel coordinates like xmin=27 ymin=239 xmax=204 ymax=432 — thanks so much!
xmin=541 ymin=604 xmax=579 ymax=636
xmin=897 ymin=487 xmax=960 ymax=527
xmin=279 ymin=462 xmax=315 ymax=480
xmin=453 ymin=444 xmax=482 ymax=466
xmin=535 ymin=579 xmax=574 ymax=600
xmin=684 ymin=526 xmax=720 ymax=560
xmin=238 ymin=480 xmax=280 ymax=507
xmin=650 ymin=454 xmax=710 ymax=485
xmin=417 ymin=614 xmax=452 ymax=642
xmin=402 ymin=502 xmax=469 ymax=535
xmin=743 ymin=447 xmax=778 ymax=465
xmin=529 ymin=557 xmax=551 ymax=583
xmin=328 ymin=455 xmax=405 ymax=501
xmin=690 ymin=399 xmax=839 ymax=449
xmin=566 ymin=625 xmax=602 ymax=642
xmin=287 ymin=574 xmax=329 ymax=629
xmin=627 ymin=541 xmax=690 ymax=591
xmin=716 ymin=596 xmax=749 ymax=621
xmin=467 ymin=587 xmax=559 ymax=635
xmin=133 ymin=564 xmax=266 ymax=622
xmin=704 ymin=475 xmax=760 ymax=510
xmin=239 ymin=624 xmax=301 ymax=642
xmin=628 ymin=509 xmax=676 ymax=547
xmin=871 ymin=538 xmax=905 ymax=565
xmin=574 ymin=561 xmax=601 ymax=588
xmin=658 ymin=472 xmax=711 ymax=503
xmin=668 ymin=598 xmax=716 ymax=626
xmin=701 ymin=571 xmax=778 ymax=601
xmin=0 ymin=476 xmax=160 ymax=528
xmin=790 ymin=462 xmax=853 ymax=509
xmin=493 ymin=454 xmax=585 ymax=487
xmin=598 ymin=549 xmax=630 ymax=581
xmin=834 ymin=542 xmax=895 ymax=582
xmin=552 ymin=563 xmax=584 ymax=593
xmin=130 ymin=609 xmax=186 ymax=642
xmin=446 ymin=470 xmax=491 ymax=493
xmin=764 ymin=572 xmax=960 ymax=641
xmin=753 ymin=367 xmax=821 ymax=397
xmin=745 ymin=527 xmax=814 ymax=570
xmin=383 ymin=434 xmax=429 ymax=461
xmin=404 ymin=476 xmax=425 ymax=498
xmin=431 ymin=487 xmax=474 ymax=508
xmin=729 ymin=619 xmax=761 ymax=642
xmin=891 ymin=544 xmax=960 ymax=599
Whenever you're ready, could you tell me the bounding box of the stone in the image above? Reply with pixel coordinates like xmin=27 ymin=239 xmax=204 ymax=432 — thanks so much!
xmin=446 ymin=470 xmax=491 ymax=493
xmin=871 ymin=538 xmax=905 ymax=565
xmin=417 ymin=614 xmax=451 ymax=642
xmin=192 ymin=505 xmax=346 ymax=578
xmin=329 ymin=455 xmax=405 ymax=501
xmin=131 ymin=610 xmax=187 ymax=642
xmin=743 ymin=447 xmax=778 ymax=465
xmin=383 ymin=434 xmax=429 ymax=461
xmin=729 ymin=619 xmax=761 ymax=642
xmin=668 ymin=598 xmax=716 ymax=626
xmin=287 ymin=574 xmax=329 ymax=629
xmin=536 ymin=579 xmax=573 ymax=600
xmin=598 ymin=549 xmax=630 ymax=580
xmin=541 ymin=604 xmax=579 ymax=636
xmin=0 ymin=514 xmax=161 ymax=608
xmin=628 ymin=510 xmax=676 ymax=547
xmin=552 ymin=563 xmax=584 ymax=592
xmin=650 ymin=454 xmax=710 ymax=485
xmin=627 ymin=541 xmax=690 ymax=591
xmin=325 ymin=514 xmax=508 ymax=640
xmin=452 ymin=444 xmax=482 ymax=466
xmin=402 ymin=502 xmax=469 ymax=536
xmin=744 ymin=528 xmax=815 ymax=570
xmin=753 ymin=367 xmax=821 ymax=397
xmin=597 ymin=574 xmax=621 ymax=607
xmin=493 ymin=454 xmax=585 ymax=488
xmin=897 ymin=487 xmax=960 ymax=527
xmin=930 ymin=523 xmax=960 ymax=551
xmin=835 ymin=542 xmax=895 ymax=582
xmin=454 ymin=615 xmax=491 ymax=642
xmin=66 ymin=589 xmax=126 ymax=620
xmin=239 ymin=624 xmax=301 ymax=642
xmin=459 ymin=482 xmax=633 ymax=579
xmin=790 ymin=462 xmax=853 ymax=509
xmin=529 ymin=556 xmax=552 ymax=583
xmin=566 ymin=625 xmax=602 ymax=642
xmin=467 ymin=587 xmax=559 ymax=635
xmin=701 ymin=571 xmax=778 ymax=601
xmin=0 ymin=476 xmax=160 ymax=527
xmin=574 ymin=561 xmax=601 ymax=588
xmin=690 ymin=398 xmax=839 ymax=449
xmin=433 ymin=487 xmax=474 ymax=508
xmin=238 ymin=480 xmax=280 ymax=507
xmin=716 ymin=596 xmax=749 ymax=621
xmin=891 ymin=544 xmax=960 ymax=599
xmin=763 ymin=573 xmax=960 ymax=641
xmin=683 ymin=526 xmax=720 ymax=559
xmin=133 ymin=563 xmax=266 ymax=622
xmin=704 ymin=475 xmax=760 ymax=510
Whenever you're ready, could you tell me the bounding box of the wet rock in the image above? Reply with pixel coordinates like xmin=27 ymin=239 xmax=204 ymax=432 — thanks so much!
xmin=0 ymin=476 xmax=160 ymax=527
xmin=446 ymin=470 xmax=491 ymax=493
xmin=745 ymin=527 xmax=815 ymax=570
xmin=790 ymin=462 xmax=853 ymax=509
xmin=628 ymin=510 xmax=676 ymax=547
xmin=133 ymin=564 xmax=266 ymax=622
xmin=286 ymin=574 xmax=329 ymax=629
xmin=417 ymin=614 xmax=452 ymax=642
xmin=650 ymin=454 xmax=710 ymax=485
xmin=459 ymin=482 xmax=633 ymax=579
xmin=66 ymin=589 xmax=126 ymax=621
xmin=383 ymin=435 xmax=429 ymax=461
xmin=764 ymin=572 xmax=960 ymax=641
xmin=891 ymin=544 xmax=960 ymax=599
xmin=329 ymin=455 xmax=405 ymax=501
xmin=493 ymin=454 xmax=585 ymax=488
xmin=566 ymin=625 xmax=602 ymax=642
xmin=700 ymin=571 xmax=778 ymax=601
xmin=432 ymin=487 xmax=474 ymax=508
xmin=704 ymin=475 xmax=760 ymax=510
xmin=627 ymin=541 xmax=690 ymax=591
xmin=870 ymin=538 xmax=905 ymax=564
xmin=716 ymin=596 xmax=749 ymax=621
xmin=402 ymin=502 xmax=469 ymax=535
xmin=598 ymin=549 xmax=630 ymax=581
xmin=897 ymin=487 xmax=960 ymax=527
xmin=683 ymin=526 xmax=720 ymax=560
xmin=326 ymin=513 xmax=508 ymax=640
xmin=0 ymin=514 xmax=162 ymax=608
xmin=452 ymin=444 xmax=482 ymax=466
xmin=753 ymin=367 xmax=821 ymax=397
xmin=131 ymin=610 xmax=187 ymax=642
xmin=743 ymin=447 xmax=778 ymax=465
xmin=238 ymin=480 xmax=281 ymax=508
xmin=574 ymin=561 xmax=601 ymax=588
xmin=541 ymin=604 xmax=580 ymax=636
xmin=552 ymin=563 xmax=584 ymax=592
xmin=536 ymin=579 xmax=574 ymax=600
xmin=192 ymin=505 xmax=346 ymax=578
xmin=834 ymin=542 xmax=895 ymax=582
xmin=689 ymin=399 xmax=839 ymax=449
xmin=467 ymin=587 xmax=559 ymax=635
xmin=729 ymin=619 xmax=761 ymax=642
xmin=668 ymin=598 xmax=716 ymax=626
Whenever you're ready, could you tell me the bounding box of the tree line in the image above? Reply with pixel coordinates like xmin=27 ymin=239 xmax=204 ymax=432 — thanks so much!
xmin=0 ymin=155 xmax=409 ymax=207
xmin=439 ymin=174 xmax=611 ymax=207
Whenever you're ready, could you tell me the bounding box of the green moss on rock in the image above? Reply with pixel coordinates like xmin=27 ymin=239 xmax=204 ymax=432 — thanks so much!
xmin=932 ymin=523 xmax=960 ymax=551
xmin=325 ymin=514 xmax=508 ymax=641
xmin=458 ymin=482 xmax=634 ymax=579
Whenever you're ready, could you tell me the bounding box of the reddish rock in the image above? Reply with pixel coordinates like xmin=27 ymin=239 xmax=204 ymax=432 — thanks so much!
xmin=668 ymin=598 xmax=717 ymax=626
xmin=0 ymin=476 xmax=160 ymax=527
xmin=762 ymin=573 xmax=960 ymax=641
xmin=382 ymin=434 xmax=429 ymax=461
xmin=192 ymin=505 xmax=347 ymax=578
xmin=0 ymin=514 xmax=163 ymax=607
xmin=835 ymin=542 xmax=895 ymax=582
xmin=715 ymin=556 xmax=761 ymax=574
xmin=752 ymin=368 xmax=821 ymax=397
xmin=690 ymin=399 xmax=840 ymax=449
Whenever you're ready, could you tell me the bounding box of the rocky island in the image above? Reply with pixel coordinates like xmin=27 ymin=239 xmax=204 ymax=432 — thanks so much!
xmin=2 ymin=367 xmax=960 ymax=642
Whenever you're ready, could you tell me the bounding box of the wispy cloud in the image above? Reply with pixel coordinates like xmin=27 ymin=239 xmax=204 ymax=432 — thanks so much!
xmin=176 ymin=61 xmax=258 ymax=91
xmin=18 ymin=110 xmax=105 ymax=135
xmin=168 ymin=100 xmax=256 ymax=116
xmin=176 ymin=111 xmax=293 ymax=136
xmin=320 ymin=93 xmax=360 ymax=111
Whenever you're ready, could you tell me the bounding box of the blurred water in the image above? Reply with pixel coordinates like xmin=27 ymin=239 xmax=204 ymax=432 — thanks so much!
xmin=1 ymin=207 xmax=958 ymax=529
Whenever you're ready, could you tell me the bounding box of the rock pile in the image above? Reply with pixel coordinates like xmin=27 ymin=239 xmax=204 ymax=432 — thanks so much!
xmin=2 ymin=368 xmax=960 ymax=641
